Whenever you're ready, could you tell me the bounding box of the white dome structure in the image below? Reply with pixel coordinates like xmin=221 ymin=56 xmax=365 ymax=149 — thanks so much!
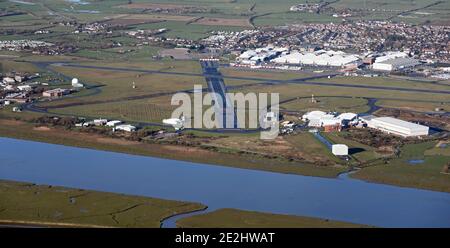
xmin=71 ymin=78 xmax=84 ymax=88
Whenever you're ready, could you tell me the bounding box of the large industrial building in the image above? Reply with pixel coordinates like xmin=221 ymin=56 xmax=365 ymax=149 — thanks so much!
xmin=372 ymin=57 xmax=420 ymax=71
xmin=272 ymin=50 xmax=360 ymax=67
xmin=363 ymin=116 xmax=429 ymax=137
xmin=237 ymin=46 xmax=286 ymax=65
xmin=301 ymin=111 xmax=358 ymax=129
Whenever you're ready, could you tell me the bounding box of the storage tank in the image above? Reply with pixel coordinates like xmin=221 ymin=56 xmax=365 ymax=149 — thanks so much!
xmin=332 ymin=144 xmax=349 ymax=156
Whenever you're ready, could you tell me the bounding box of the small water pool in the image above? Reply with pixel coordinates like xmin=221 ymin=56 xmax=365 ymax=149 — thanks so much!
xmin=408 ymin=159 xmax=425 ymax=165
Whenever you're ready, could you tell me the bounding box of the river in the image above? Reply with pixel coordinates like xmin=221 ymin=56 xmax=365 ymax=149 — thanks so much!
xmin=0 ymin=137 xmax=449 ymax=227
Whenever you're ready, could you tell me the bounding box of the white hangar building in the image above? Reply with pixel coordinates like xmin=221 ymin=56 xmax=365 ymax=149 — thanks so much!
xmin=365 ymin=116 xmax=429 ymax=137
xmin=372 ymin=57 xmax=420 ymax=71
xmin=272 ymin=50 xmax=360 ymax=67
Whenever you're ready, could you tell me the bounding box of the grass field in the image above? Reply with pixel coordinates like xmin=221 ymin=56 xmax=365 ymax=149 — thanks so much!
xmin=177 ymin=208 xmax=368 ymax=228
xmin=43 ymin=64 xmax=206 ymax=103
xmin=352 ymin=142 xmax=450 ymax=193
xmin=425 ymin=141 xmax=450 ymax=157
xmin=0 ymin=59 xmax=39 ymax=73
xmin=205 ymin=131 xmax=347 ymax=167
xmin=322 ymin=132 xmax=382 ymax=163
xmin=0 ymin=179 xmax=205 ymax=227
xmin=234 ymin=82 xmax=450 ymax=103
xmin=310 ymin=76 xmax=450 ymax=93
xmin=281 ymin=96 xmax=369 ymax=114
xmin=376 ymin=99 xmax=450 ymax=112
xmin=51 ymin=96 xmax=177 ymax=123
xmin=284 ymin=132 xmax=341 ymax=164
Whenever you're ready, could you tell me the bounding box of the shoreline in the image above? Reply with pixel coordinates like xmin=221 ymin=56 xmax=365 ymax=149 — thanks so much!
xmin=0 ymin=119 xmax=448 ymax=193
xmin=0 ymin=179 xmax=206 ymax=228
xmin=0 ymin=180 xmax=372 ymax=228
xmin=0 ymin=118 xmax=346 ymax=179
xmin=160 ymin=206 xmax=209 ymax=228
xmin=0 ymin=220 xmax=114 ymax=228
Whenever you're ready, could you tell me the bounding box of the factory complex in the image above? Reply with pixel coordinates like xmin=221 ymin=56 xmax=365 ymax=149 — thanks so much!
xmin=233 ymin=46 xmax=424 ymax=72
xmin=302 ymin=110 xmax=429 ymax=137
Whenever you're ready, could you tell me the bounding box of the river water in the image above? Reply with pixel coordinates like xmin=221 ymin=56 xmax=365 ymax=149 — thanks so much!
xmin=0 ymin=137 xmax=449 ymax=227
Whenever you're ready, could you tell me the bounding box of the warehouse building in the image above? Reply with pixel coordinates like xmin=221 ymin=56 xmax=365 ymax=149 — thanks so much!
xmin=302 ymin=111 xmax=358 ymax=129
xmin=373 ymin=51 xmax=409 ymax=63
xmin=237 ymin=46 xmax=286 ymax=65
xmin=372 ymin=57 xmax=420 ymax=71
xmin=364 ymin=116 xmax=429 ymax=137
xmin=42 ymin=88 xmax=70 ymax=98
xmin=272 ymin=50 xmax=360 ymax=67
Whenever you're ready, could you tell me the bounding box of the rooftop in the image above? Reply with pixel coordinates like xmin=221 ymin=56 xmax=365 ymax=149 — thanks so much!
xmin=372 ymin=117 xmax=428 ymax=130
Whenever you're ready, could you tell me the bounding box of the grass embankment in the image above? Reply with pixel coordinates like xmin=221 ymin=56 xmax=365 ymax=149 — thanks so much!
xmin=0 ymin=180 xmax=205 ymax=228
xmin=321 ymin=132 xmax=382 ymax=163
xmin=351 ymin=142 xmax=450 ymax=193
xmin=0 ymin=119 xmax=344 ymax=178
xmin=177 ymin=208 xmax=369 ymax=228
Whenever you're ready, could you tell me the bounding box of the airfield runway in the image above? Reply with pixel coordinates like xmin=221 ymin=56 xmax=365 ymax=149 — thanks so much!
xmin=58 ymin=63 xmax=450 ymax=95
xmin=200 ymin=59 xmax=238 ymax=128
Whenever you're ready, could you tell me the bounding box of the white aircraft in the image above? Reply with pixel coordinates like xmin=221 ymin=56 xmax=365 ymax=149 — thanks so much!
xmin=162 ymin=115 xmax=185 ymax=130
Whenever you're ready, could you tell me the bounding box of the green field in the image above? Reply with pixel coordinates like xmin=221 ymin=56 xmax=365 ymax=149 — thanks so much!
xmin=281 ymin=96 xmax=370 ymax=114
xmin=51 ymin=96 xmax=177 ymax=123
xmin=425 ymin=142 xmax=450 ymax=157
xmin=376 ymin=99 xmax=450 ymax=112
xmin=177 ymin=208 xmax=369 ymax=228
xmin=285 ymin=132 xmax=342 ymax=164
xmin=0 ymin=179 xmax=205 ymax=227
xmin=2 ymin=0 xmax=449 ymax=41
xmin=322 ymin=132 xmax=382 ymax=164
xmin=351 ymin=142 xmax=450 ymax=193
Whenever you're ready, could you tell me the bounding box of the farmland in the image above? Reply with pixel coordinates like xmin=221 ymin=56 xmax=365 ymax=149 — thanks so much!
xmin=2 ymin=0 xmax=449 ymax=43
